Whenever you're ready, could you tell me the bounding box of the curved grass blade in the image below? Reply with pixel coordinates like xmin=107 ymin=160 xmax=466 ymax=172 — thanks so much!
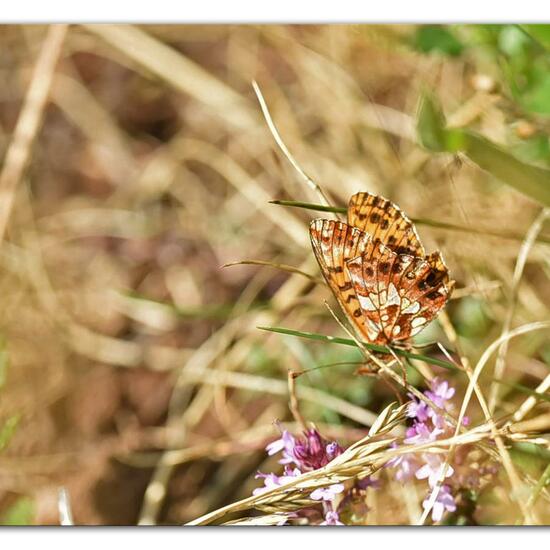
xmin=257 ymin=325 xmax=458 ymax=371
xmin=223 ymin=260 xmax=322 ymax=283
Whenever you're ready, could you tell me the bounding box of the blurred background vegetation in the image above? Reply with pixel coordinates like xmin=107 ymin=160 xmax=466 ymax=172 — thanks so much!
xmin=0 ymin=23 xmax=548 ymax=525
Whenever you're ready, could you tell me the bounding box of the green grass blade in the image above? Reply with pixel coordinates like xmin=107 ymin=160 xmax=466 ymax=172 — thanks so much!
xmin=271 ymin=200 xmax=550 ymax=245
xmin=511 ymin=442 xmax=550 ymax=462
xmin=527 ymin=463 xmax=550 ymax=509
xmin=417 ymin=92 xmax=449 ymax=152
xmin=269 ymin=200 xmax=346 ymax=214
xmin=257 ymin=325 xmax=458 ymax=371
xmin=0 ymin=497 xmax=34 ymax=526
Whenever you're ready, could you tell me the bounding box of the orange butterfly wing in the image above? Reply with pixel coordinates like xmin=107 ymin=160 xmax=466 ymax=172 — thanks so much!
xmin=310 ymin=193 xmax=454 ymax=345
xmin=346 ymin=241 xmax=452 ymax=344
xmin=347 ymin=192 xmax=425 ymax=257
xmin=309 ymin=219 xmax=371 ymax=337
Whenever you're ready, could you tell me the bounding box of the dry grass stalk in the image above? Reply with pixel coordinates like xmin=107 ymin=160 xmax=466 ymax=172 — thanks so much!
xmin=0 ymin=24 xmax=67 ymax=244
xmin=186 ymin=403 xmax=543 ymax=525
xmin=186 ymin=402 xmax=406 ymax=525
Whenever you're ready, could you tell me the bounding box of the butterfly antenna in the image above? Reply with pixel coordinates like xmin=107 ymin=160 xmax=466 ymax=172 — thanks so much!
xmin=298 ymin=361 xmax=363 ymax=376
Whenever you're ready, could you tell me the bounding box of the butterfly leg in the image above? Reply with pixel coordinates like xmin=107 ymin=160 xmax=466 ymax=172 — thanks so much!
xmin=355 ymin=362 xmax=378 ymax=376
xmin=386 ymin=346 xmax=409 ymax=390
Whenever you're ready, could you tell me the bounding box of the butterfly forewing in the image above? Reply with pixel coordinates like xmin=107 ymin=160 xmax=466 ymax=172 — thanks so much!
xmin=425 ymin=251 xmax=455 ymax=294
xmin=347 ymin=192 xmax=425 ymax=257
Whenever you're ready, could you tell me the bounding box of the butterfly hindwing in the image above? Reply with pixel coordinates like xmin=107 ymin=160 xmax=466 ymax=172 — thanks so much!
xmin=347 ymin=241 xmax=452 ymax=343
xmin=309 ymin=219 xmax=371 ymax=334
xmin=344 ymin=239 xmax=402 ymax=344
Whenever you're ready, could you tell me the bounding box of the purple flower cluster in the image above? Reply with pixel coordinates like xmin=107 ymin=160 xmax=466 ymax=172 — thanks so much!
xmin=387 ymin=378 xmax=459 ymax=522
xmin=253 ymin=378 xmax=467 ymax=525
xmin=264 ymin=427 xmax=343 ymax=471
xmin=254 ymin=427 xmax=350 ymax=525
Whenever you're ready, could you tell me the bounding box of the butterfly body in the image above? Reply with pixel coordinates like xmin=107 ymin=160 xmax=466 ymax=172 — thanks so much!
xmin=310 ymin=193 xmax=454 ymax=346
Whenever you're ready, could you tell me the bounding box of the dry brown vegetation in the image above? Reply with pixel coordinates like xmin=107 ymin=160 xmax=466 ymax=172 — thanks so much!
xmin=0 ymin=24 xmax=548 ymax=525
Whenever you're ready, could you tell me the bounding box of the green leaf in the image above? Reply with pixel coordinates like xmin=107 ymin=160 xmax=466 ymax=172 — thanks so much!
xmin=414 ymin=26 xmax=464 ymax=57
xmin=417 ymin=94 xmax=448 ymax=152
xmin=499 ymin=26 xmax=530 ymax=57
xmin=510 ymin=442 xmax=550 ymax=474
xmin=417 ymin=93 xmax=550 ymax=207
xmin=522 ymin=71 xmax=550 ymax=115
xmin=1 ymin=497 xmax=34 ymax=526
xmin=459 ymin=130 xmax=550 ymax=206
xmin=520 ymin=24 xmax=550 ymax=51
xmin=453 ymin=297 xmax=493 ymax=339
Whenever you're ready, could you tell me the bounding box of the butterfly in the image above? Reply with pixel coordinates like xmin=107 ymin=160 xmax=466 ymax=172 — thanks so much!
xmin=310 ymin=192 xmax=454 ymax=346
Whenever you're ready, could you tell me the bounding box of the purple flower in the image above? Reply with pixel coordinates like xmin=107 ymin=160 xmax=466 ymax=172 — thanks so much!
xmin=266 ymin=430 xmax=296 ymax=465
xmin=386 ymin=442 xmax=418 ymax=481
xmin=422 ymin=484 xmax=456 ymax=522
xmin=425 ymin=378 xmax=455 ymax=410
xmin=255 ymin=427 xmax=345 ymax=500
xmin=292 ymin=430 xmax=342 ymax=470
xmin=326 ymin=441 xmax=343 ymax=460
xmin=404 ymin=422 xmax=443 ymax=445
xmin=321 ymin=510 xmax=343 ymax=525
xmin=266 ymin=427 xmax=343 ymax=472
xmin=387 ymin=377 xmax=463 ymax=523
xmin=407 ymin=397 xmax=430 ymax=422
xmin=389 ymin=453 xmax=420 ymax=482
xmin=415 ymin=455 xmax=454 ymax=488
xmin=253 ymin=468 xmax=301 ymax=495
xmin=310 ymin=483 xmax=345 ymax=502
